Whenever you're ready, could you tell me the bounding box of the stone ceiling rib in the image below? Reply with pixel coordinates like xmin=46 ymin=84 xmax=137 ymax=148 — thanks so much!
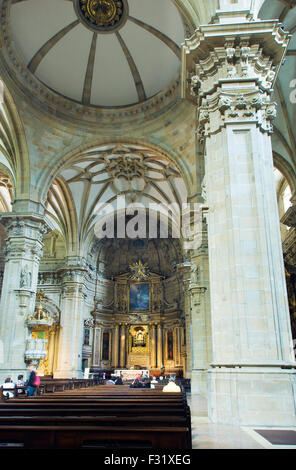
xmin=28 ymin=20 xmax=80 ymax=74
xmin=82 ymin=32 xmax=98 ymax=105
xmin=115 ymin=31 xmax=146 ymax=103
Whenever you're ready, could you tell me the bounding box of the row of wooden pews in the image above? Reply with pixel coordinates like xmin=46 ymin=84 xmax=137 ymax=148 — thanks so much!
xmin=0 ymin=384 xmax=192 ymax=449
xmin=0 ymin=377 xmax=104 ymax=400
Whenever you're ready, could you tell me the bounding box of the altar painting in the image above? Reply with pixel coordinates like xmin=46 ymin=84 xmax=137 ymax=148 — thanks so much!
xmin=129 ymin=283 xmax=149 ymax=311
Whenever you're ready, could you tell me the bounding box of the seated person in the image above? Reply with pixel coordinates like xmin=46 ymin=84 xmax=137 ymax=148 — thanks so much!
xmin=162 ymin=377 xmax=181 ymax=393
xmin=151 ymin=376 xmax=158 ymax=384
xmin=1 ymin=377 xmax=16 ymax=398
xmin=16 ymin=374 xmax=25 ymax=395
xmin=115 ymin=376 xmax=123 ymax=385
xmin=129 ymin=379 xmax=143 ymax=388
xmin=143 ymin=379 xmax=151 ymax=388
xmin=106 ymin=379 xmax=115 ymax=385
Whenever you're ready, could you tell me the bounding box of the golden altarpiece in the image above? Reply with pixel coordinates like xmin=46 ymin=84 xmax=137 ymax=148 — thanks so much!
xmin=84 ymin=261 xmax=185 ymax=374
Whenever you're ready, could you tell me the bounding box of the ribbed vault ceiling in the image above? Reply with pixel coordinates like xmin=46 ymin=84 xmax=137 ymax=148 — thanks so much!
xmin=45 ymin=143 xmax=188 ymax=255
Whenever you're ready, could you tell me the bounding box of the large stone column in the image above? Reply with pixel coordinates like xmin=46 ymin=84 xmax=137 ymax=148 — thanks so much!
xmin=182 ymin=15 xmax=296 ymax=425
xmin=157 ymin=323 xmax=163 ymax=369
xmin=150 ymin=324 xmax=156 ymax=369
xmin=119 ymin=323 xmax=126 ymax=368
xmin=0 ymin=213 xmax=48 ymax=381
xmin=112 ymin=324 xmax=119 ymax=368
xmin=54 ymin=262 xmax=88 ymax=378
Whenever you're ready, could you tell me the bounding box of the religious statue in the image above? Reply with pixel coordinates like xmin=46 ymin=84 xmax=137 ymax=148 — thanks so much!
xmin=133 ymin=328 xmax=146 ymax=347
xmin=20 ymin=266 xmax=32 ymax=289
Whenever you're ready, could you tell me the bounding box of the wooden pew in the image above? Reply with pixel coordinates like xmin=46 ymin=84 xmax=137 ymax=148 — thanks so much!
xmin=0 ymin=425 xmax=188 ymax=449
xmin=0 ymin=387 xmax=191 ymax=449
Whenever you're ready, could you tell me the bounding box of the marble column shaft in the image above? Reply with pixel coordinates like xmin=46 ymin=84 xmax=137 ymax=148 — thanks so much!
xmin=119 ymin=324 xmax=126 ymax=368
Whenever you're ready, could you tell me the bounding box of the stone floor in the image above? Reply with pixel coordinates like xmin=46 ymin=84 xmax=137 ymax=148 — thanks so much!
xmin=187 ymin=394 xmax=296 ymax=449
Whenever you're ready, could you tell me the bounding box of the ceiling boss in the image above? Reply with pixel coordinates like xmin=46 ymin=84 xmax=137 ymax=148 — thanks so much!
xmin=76 ymin=0 xmax=129 ymax=33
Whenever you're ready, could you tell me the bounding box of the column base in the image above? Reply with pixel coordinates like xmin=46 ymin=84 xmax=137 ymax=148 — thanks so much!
xmin=208 ymin=366 xmax=296 ymax=426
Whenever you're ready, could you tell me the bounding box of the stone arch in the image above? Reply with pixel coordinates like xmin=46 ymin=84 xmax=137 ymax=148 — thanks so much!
xmin=273 ymin=151 xmax=296 ymax=196
xmin=0 ymin=82 xmax=30 ymax=199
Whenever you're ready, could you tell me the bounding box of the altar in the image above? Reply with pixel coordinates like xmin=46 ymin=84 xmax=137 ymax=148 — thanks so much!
xmin=114 ymin=369 xmax=150 ymax=380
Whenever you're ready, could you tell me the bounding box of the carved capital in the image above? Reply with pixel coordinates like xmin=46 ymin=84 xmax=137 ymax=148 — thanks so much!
xmin=200 ymin=90 xmax=277 ymax=139
xmin=182 ymin=21 xmax=290 ymax=133
xmin=0 ymin=213 xmax=50 ymax=262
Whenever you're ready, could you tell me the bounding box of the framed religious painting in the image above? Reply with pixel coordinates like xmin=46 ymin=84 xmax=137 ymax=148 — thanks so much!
xmin=129 ymin=283 xmax=150 ymax=312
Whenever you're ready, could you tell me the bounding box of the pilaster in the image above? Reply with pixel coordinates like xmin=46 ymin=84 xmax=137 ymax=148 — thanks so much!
xmin=54 ymin=260 xmax=88 ymax=378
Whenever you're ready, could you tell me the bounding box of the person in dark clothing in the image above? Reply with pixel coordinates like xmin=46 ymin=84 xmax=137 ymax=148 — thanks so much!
xmin=115 ymin=377 xmax=123 ymax=385
xmin=26 ymin=365 xmax=37 ymax=396
xmin=143 ymin=379 xmax=151 ymax=388
xmin=129 ymin=379 xmax=143 ymax=388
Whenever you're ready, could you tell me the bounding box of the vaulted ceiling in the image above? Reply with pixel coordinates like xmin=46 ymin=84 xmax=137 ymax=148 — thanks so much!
xmin=10 ymin=0 xmax=184 ymax=107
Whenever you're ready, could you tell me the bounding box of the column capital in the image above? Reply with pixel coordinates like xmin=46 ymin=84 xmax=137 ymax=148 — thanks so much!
xmin=182 ymin=21 xmax=290 ymax=101
xmin=59 ymin=264 xmax=88 ymax=298
xmin=181 ymin=20 xmax=291 ymax=140
xmin=0 ymin=212 xmax=51 ymax=262
xmin=58 ymin=258 xmax=88 ymax=285
xmin=0 ymin=212 xmax=50 ymax=238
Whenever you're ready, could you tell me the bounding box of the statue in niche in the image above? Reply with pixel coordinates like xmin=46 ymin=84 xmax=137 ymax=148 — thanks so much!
xmin=191 ymin=265 xmax=200 ymax=284
xmin=20 ymin=266 xmax=32 ymax=289
xmin=133 ymin=328 xmax=146 ymax=347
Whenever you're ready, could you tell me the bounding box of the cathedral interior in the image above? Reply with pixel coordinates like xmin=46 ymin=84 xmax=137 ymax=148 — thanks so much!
xmin=1 ymin=0 xmax=296 ymax=432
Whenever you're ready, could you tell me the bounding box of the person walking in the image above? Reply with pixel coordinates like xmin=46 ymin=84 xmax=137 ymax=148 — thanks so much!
xmin=26 ymin=364 xmax=38 ymax=396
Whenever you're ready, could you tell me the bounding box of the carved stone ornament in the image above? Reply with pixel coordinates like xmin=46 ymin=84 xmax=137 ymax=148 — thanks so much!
xmin=129 ymin=260 xmax=150 ymax=281
xmin=75 ymin=0 xmax=129 ymax=33
xmin=182 ymin=19 xmax=290 ymax=140
xmin=197 ymin=92 xmax=277 ymax=140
